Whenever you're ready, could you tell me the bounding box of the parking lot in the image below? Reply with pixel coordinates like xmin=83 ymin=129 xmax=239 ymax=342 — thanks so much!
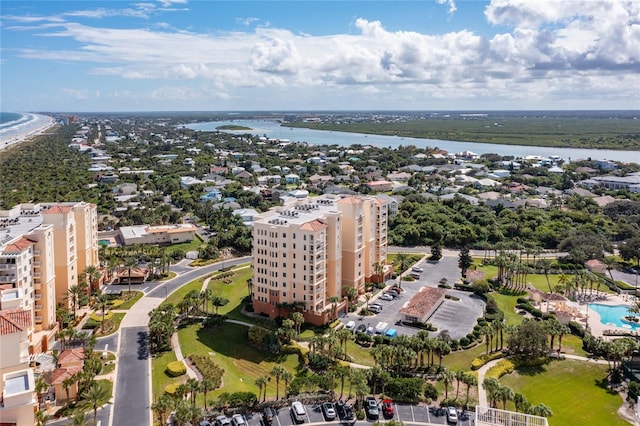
xmin=341 ymin=256 xmax=485 ymax=340
xmin=206 ymin=401 xmax=474 ymax=426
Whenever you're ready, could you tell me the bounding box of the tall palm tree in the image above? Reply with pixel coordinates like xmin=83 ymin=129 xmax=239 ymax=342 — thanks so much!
xmin=186 ymin=377 xmax=200 ymax=406
xmin=66 ymin=285 xmax=83 ymax=318
xmin=439 ymin=368 xmax=455 ymax=399
xmin=270 ymin=365 xmax=287 ymax=400
xmin=84 ymin=265 xmax=102 ymax=293
xmin=462 ymin=373 xmax=477 ymax=404
xmin=201 ymin=378 xmax=214 ymax=411
xmin=395 ymin=252 xmax=410 ymax=289
xmin=123 ymin=256 xmax=138 ymax=295
xmin=95 ymin=294 xmax=109 ymax=333
xmin=152 ymin=394 xmax=174 ymax=426
xmin=81 ymin=383 xmax=111 ymax=426
xmin=255 ymin=375 xmax=270 ymax=402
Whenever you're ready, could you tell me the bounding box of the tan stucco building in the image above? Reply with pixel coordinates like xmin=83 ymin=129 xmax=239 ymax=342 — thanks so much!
xmin=251 ymin=194 xmax=389 ymax=325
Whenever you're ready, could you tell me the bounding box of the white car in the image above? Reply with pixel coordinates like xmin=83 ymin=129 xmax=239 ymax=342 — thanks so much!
xmin=446 ymin=406 xmax=458 ymax=424
xmin=375 ymin=322 xmax=388 ymax=334
xmin=345 ymin=320 xmax=356 ymax=330
xmin=380 ymin=293 xmax=394 ymax=301
xmin=412 ymin=266 xmax=424 ymax=273
xmin=231 ymin=414 xmax=246 ymax=426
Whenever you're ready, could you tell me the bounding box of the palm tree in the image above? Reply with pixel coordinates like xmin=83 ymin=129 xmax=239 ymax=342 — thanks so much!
xmin=454 ymin=369 xmax=465 ymax=399
xmin=201 ymin=378 xmax=214 ymax=411
xmin=291 ymin=311 xmax=304 ymax=338
xmin=186 ymin=377 xmax=200 ymax=406
xmin=439 ymin=368 xmax=455 ymax=399
xmin=395 ymin=253 xmax=410 ymax=289
xmin=462 ymin=373 xmax=477 ymax=404
xmin=152 ymin=394 xmax=174 ymax=426
xmin=84 ymin=265 xmax=102 ymax=293
xmin=270 ymin=365 xmax=287 ymax=400
xmin=513 ymin=392 xmax=529 ymax=413
xmin=81 ymin=383 xmax=111 ymax=426
xmin=123 ymin=256 xmax=138 ymax=295
xmin=62 ymin=376 xmax=76 ymax=402
xmin=35 ymin=409 xmax=50 ymax=426
xmin=495 ymin=384 xmax=514 ymax=410
xmin=537 ymin=258 xmax=554 ymax=293
xmin=95 ymin=294 xmax=109 ymax=333
xmin=528 ymin=403 xmax=553 ymax=417
xmin=255 ymin=375 xmax=270 ymax=402
xmin=68 ymin=410 xmax=90 ymax=426
xmin=66 ymin=285 xmax=83 ymax=318
xmin=282 ymin=370 xmax=293 ymax=399
xmin=336 ymin=328 xmax=355 ymax=359
xmin=603 ymin=256 xmax=618 ymax=283
xmin=328 ymin=295 xmax=340 ymax=320
xmin=35 ymin=375 xmax=49 ymax=407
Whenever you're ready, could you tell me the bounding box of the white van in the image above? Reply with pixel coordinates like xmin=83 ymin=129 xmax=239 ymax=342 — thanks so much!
xmin=291 ymin=401 xmax=307 ymax=423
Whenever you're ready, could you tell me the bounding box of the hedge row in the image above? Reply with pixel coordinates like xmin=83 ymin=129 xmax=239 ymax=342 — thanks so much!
xmin=471 ymin=351 xmax=505 ymax=370
xmin=189 ymin=354 xmax=224 ymax=388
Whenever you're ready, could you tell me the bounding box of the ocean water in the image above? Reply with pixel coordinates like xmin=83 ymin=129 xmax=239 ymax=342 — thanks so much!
xmin=0 ymin=112 xmax=23 ymax=125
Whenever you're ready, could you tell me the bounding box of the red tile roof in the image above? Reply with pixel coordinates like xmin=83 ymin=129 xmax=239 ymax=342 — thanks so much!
xmin=399 ymin=287 xmax=446 ymax=320
xmin=58 ymin=348 xmax=85 ymax=366
xmin=2 ymin=237 xmax=34 ymax=254
xmin=300 ymin=219 xmax=327 ymax=232
xmin=50 ymin=364 xmax=83 ymax=385
xmin=0 ymin=309 xmax=32 ymax=335
xmin=42 ymin=205 xmax=73 ymax=214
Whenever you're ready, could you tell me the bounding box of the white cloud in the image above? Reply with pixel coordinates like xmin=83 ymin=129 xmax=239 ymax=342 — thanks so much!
xmin=437 ymin=0 xmax=457 ymax=15
xmin=3 ymin=0 xmax=639 ymax=110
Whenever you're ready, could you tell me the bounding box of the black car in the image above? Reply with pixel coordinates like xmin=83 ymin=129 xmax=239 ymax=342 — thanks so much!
xmin=262 ymin=407 xmax=276 ymax=426
xmin=355 ymin=324 xmax=367 ymax=334
xmin=336 ymin=400 xmax=355 ymax=423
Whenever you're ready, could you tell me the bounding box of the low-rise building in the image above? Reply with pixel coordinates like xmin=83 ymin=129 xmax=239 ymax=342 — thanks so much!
xmin=399 ymin=287 xmax=446 ymax=324
xmin=119 ymin=224 xmax=197 ymax=246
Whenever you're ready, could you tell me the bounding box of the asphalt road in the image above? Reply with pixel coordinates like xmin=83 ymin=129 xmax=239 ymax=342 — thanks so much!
xmin=109 ymin=256 xmax=251 ymax=426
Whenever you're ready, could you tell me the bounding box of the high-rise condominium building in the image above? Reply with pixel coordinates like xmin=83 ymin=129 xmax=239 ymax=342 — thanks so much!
xmin=251 ymin=194 xmax=389 ymax=325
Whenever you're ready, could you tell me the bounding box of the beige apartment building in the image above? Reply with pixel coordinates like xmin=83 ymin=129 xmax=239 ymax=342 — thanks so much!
xmin=252 ymin=194 xmax=389 ymax=325
xmin=0 ymin=202 xmax=99 ymax=351
xmin=0 ymin=308 xmax=36 ymax=426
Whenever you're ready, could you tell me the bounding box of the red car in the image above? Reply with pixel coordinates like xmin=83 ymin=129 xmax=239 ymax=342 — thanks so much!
xmin=382 ymin=399 xmax=394 ymax=417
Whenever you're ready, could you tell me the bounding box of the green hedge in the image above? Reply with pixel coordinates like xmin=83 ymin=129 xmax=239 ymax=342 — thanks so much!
xmin=90 ymin=311 xmax=114 ymax=322
xmin=166 ymin=360 xmax=187 ymax=377
xmin=165 ymin=383 xmax=179 ymax=395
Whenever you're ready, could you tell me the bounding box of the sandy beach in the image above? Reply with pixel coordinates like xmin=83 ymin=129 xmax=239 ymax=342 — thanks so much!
xmin=0 ymin=113 xmax=58 ymax=152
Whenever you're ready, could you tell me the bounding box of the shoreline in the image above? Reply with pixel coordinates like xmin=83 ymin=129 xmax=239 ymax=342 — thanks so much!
xmin=0 ymin=114 xmax=58 ymax=152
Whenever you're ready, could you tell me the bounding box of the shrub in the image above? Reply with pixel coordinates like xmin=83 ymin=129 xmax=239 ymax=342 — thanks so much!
xmin=164 ymin=383 xmax=179 ymax=395
xmin=459 ymin=337 xmax=470 ymax=347
xmin=424 ymin=382 xmax=439 ymax=401
xmin=568 ymin=321 xmax=585 ymax=338
xmin=110 ymin=299 xmax=124 ymax=308
xmin=329 ymin=319 xmax=342 ymax=329
xmin=471 ymin=352 xmax=505 ymax=370
xmin=189 ymin=354 xmax=223 ymax=388
xmin=166 ymin=360 xmax=187 ymax=377
xmin=517 ymin=297 xmax=530 ymax=304
xmin=486 ymin=359 xmax=515 ymax=379
xmin=477 ymin=318 xmax=488 ymax=326
xmin=90 ymin=311 xmax=114 ymax=322
xmin=530 ymin=309 xmax=543 ymax=318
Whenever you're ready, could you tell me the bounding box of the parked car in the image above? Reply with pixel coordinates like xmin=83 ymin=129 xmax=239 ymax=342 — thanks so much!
xmin=356 ymin=324 xmax=367 ymax=333
xmin=365 ymin=397 xmax=379 ymax=419
xmin=446 ymin=406 xmax=458 ymax=424
xmin=382 ymin=399 xmax=394 ymax=418
xmin=410 ymin=272 xmax=421 ymax=279
xmin=231 ymin=414 xmax=246 ymax=426
xmin=375 ymin=322 xmax=388 ymax=334
xmin=262 ymin=407 xmax=276 ymax=426
xmin=336 ymin=400 xmax=355 ymax=423
xmin=321 ymin=402 xmax=337 ymax=421
xmin=412 ymin=266 xmax=424 ymax=273
xmin=385 ymin=328 xmax=397 ymax=338
xmin=215 ymin=415 xmax=231 ymax=426
xmin=345 ymin=320 xmax=356 ymax=330
xmin=365 ymin=326 xmax=375 ymax=335
xmin=380 ymin=293 xmax=394 ymax=301
xmin=291 ymin=401 xmax=307 ymax=423
xmin=384 ymin=290 xmax=398 ymax=298
xmin=368 ymin=304 xmax=382 ymax=314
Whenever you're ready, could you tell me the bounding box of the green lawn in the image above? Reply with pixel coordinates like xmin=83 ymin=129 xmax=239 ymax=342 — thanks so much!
xmin=500 ymin=359 xmax=627 ymax=426
xmin=94 ymin=313 xmax=125 ymax=337
xmin=117 ymin=290 xmax=143 ymax=309
xmin=161 ymin=279 xmax=204 ymax=308
xmin=165 ymin=235 xmax=205 ymax=256
xmin=443 ymin=343 xmax=486 ymax=372
xmin=151 ymin=349 xmax=183 ymax=400
xmin=177 ymin=323 xmax=299 ymax=398
xmin=491 ymin=291 xmax=526 ymax=326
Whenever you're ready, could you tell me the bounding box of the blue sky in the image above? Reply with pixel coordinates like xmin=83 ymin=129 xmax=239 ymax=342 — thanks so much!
xmin=1 ymin=0 xmax=639 ymax=112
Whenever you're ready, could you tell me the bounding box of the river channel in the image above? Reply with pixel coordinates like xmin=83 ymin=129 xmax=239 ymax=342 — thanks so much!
xmin=186 ymin=119 xmax=640 ymax=164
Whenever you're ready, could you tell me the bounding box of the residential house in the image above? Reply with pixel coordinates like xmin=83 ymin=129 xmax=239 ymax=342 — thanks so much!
xmin=50 ymin=348 xmax=84 ymax=403
xmin=366 ymin=180 xmax=393 ymax=192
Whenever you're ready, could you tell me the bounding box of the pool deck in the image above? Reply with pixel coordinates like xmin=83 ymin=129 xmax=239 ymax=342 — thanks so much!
xmin=583 ymin=292 xmax=637 ymax=338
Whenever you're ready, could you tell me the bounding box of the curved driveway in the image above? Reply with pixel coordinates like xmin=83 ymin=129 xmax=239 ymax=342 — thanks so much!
xmin=110 ymin=256 xmax=250 ymax=426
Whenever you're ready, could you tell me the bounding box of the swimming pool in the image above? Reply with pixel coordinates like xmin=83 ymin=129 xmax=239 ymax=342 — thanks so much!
xmin=589 ymin=304 xmax=640 ymax=330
